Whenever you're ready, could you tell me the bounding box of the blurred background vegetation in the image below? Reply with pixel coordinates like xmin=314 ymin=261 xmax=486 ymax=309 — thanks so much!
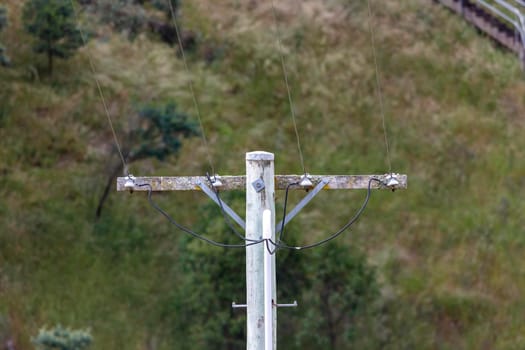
xmin=1 ymin=0 xmax=525 ymax=348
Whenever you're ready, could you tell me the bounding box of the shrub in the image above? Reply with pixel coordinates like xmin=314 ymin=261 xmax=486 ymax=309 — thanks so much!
xmin=95 ymin=0 xmax=148 ymax=40
xmin=32 ymin=325 xmax=92 ymax=350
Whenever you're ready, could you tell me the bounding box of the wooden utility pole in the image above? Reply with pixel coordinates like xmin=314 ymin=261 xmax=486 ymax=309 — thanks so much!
xmin=117 ymin=150 xmax=407 ymax=350
xmin=245 ymin=152 xmax=276 ymax=350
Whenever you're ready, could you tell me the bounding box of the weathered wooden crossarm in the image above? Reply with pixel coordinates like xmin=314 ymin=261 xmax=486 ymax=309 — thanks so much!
xmin=116 ymin=174 xmax=407 ymax=191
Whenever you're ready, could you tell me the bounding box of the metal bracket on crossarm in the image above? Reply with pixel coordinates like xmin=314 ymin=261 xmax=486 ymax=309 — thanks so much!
xmin=275 ymin=178 xmax=330 ymax=232
xmin=198 ymin=178 xmax=330 ymax=233
xmin=197 ymin=181 xmax=246 ymax=230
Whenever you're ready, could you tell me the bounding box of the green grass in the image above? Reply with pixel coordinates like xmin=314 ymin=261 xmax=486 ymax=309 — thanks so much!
xmin=2 ymin=0 xmax=525 ymax=348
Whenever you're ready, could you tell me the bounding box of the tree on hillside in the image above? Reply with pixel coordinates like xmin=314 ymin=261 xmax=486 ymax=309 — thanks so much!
xmin=0 ymin=6 xmax=10 ymax=67
xmin=22 ymin=0 xmax=85 ymax=75
xmin=164 ymin=196 xmax=307 ymax=349
xmin=147 ymin=0 xmax=181 ymax=46
xmin=159 ymin=192 xmax=382 ymax=349
xmin=95 ymin=102 xmax=200 ymax=219
xmin=299 ymin=242 xmax=381 ymax=349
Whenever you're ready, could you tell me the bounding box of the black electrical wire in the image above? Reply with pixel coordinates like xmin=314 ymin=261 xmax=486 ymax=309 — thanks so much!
xmin=136 ymin=183 xmax=264 ymax=249
xmin=205 ymin=173 xmax=261 ymax=243
xmin=135 ymin=176 xmax=386 ymax=252
xmin=267 ymin=177 xmax=386 ymax=252
xmin=277 ymin=181 xmax=300 ymax=244
xmin=265 ymin=238 xmax=277 ymax=255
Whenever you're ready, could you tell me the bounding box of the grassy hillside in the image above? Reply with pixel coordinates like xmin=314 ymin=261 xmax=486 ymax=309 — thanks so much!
xmin=1 ymin=0 xmax=525 ymax=348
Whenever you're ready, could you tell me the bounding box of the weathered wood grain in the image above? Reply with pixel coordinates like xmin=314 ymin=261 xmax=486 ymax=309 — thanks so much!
xmin=117 ymin=174 xmax=407 ymax=191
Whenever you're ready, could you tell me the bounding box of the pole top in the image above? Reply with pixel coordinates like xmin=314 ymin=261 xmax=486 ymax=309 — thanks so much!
xmin=246 ymin=151 xmax=274 ymax=161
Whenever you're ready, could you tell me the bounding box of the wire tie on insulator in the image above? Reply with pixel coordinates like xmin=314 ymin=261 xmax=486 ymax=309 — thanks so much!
xmin=211 ymin=174 xmax=223 ymax=188
xmin=385 ymin=173 xmax=399 ymax=192
xmin=124 ymin=174 xmax=136 ymax=193
xmin=299 ymin=173 xmax=313 ymax=189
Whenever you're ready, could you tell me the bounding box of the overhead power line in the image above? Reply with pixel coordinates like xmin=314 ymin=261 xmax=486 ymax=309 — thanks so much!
xmin=70 ymin=0 xmax=129 ymax=175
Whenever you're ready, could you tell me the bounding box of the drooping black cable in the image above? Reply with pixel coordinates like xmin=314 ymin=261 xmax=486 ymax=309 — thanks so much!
xmin=268 ymin=178 xmax=385 ymax=251
xmin=136 ymin=183 xmax=264 ymax=249
xmin=277 ymin=182 xmax=300 ymax=244
xmin=136 ymin=176 xmax=385 ymax=252
xmin=205 ymin=173 xmax=260 ymax=243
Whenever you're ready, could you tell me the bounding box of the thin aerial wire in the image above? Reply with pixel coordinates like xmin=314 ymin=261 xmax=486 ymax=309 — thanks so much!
xmin=167 ymin=0 xmax=215 ymax=175
xmin=269 ymin=0 xmax=307 ymax=175
xmin=69 ymin=0 xmax=129 ymax=175
xmin=366 ymin=0 xmax=393 ymax=173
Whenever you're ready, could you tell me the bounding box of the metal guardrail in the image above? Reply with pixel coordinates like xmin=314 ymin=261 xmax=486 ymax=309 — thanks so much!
xmin=474 ymin=0 xmax=525 ymax=46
